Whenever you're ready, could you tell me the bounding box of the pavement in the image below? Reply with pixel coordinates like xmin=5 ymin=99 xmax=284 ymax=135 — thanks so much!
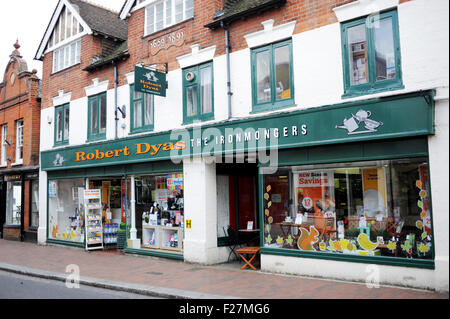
xmin=0 ymin=239 xmax=448 ymax=299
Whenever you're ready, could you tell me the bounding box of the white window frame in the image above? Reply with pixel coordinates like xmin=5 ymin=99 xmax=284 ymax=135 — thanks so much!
xmin=53 ymin=39 xmax=81 ymax=73
xmin=144 ymin=0 xmax=194 ymax=36
xmin=15 ymin=119 xmax=23 ymax=165
xmin=1 ymin=124 xmax=7 ymax=166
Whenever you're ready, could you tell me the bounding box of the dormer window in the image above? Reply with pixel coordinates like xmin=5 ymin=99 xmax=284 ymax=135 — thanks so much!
xmin=145 ymin=0 xmax=194 ymax=36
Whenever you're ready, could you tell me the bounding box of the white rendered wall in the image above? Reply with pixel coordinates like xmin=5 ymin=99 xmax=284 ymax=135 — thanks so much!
xmin=183 ymin=157 xmax=230 ymax=264
xmin=427 ymin=94 xmax=449 ymax=292
xmin=37 ymin=169 xmax=48 ymax=245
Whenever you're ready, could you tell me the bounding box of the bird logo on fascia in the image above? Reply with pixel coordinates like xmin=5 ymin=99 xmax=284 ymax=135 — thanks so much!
xmin=144 ymin=71 xmax=159 ymax=82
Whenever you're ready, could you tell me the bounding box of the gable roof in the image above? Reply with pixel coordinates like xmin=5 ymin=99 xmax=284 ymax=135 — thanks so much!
xmin=69 ymin=0 xmax=128 ymax=40
xmin=119 ymin=0 xmax=136 ymax=20
xmin=83 ymin=40 xmax=129 ymax=72
xmin=205 ymin=0 xmax=287 ymax=29
xmin=35 ymin=0 xmax=128 ymax=61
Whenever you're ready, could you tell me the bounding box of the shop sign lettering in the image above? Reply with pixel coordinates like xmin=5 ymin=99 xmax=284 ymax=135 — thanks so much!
xmin=74 ymin=141 xmax=187 ymax=164
xmin=149 ymin=29 xmax=185 ymax=56
xmin=4 ymin=175 xmax=21 ymax=182
xmin=135 ymin=66 xmax=167 ymax=97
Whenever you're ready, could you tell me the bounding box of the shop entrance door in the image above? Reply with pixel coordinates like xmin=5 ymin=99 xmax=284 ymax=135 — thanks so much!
xmin=88 ymin=177 xmax=129 ymax=250
xmin=217 ymin=162 xmax=260 ymax=245
xmin=237 ymin=176 xmax=257 ymax=231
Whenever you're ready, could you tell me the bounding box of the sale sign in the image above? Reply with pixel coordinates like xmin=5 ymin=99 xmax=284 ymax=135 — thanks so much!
xmin=295 ymin=170 xmax=336 ymax=217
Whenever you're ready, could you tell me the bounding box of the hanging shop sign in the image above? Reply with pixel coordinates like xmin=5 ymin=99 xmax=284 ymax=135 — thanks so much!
xmin=135 ymin=66 xmax=167 ymax=97
xmin=41 ymin=91 xmax=434 ymax=171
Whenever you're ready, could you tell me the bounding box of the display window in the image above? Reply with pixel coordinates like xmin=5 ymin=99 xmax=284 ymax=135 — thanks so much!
xmin=5 ymin=181 xmax=22 ymax=226
xmin=262 ymin=158 xmax=433 ymax=260
xmin=133 ymin=173 xmax=184 ymax=253
xmin=48 ymin=178 xmax=85 ymax=243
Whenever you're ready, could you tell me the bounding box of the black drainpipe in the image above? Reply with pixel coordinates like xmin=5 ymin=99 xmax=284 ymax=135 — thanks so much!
xmin=221 ymin=21 xmax=233 ymax=120
xmin=113 ymin=61 xmax=119 ymax=140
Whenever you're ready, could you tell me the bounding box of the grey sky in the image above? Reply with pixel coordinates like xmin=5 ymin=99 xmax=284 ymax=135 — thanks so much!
xmin=0 ymin=0 xmax=126 ymax=80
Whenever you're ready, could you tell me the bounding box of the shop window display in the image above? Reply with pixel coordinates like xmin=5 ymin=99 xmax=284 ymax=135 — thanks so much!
xmin=262 ymin=158 xmax=433 ymax=260
xmin=135 ymin=173 xmax=184 ymax=252
xmin=5 ymin=181 xmax=22 ymax=226
xmin=48 ymin=179 xmax=85 ymax=243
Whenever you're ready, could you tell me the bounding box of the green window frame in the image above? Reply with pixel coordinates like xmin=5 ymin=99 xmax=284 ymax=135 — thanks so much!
xmin=87 ymin=92 xmax=107 ymax=142
xmin=130 ymin=84 xmax=155 ymax=134
xmin=54 ymin=103 xmax=70 ymax=146
xmin=251 ymin=39 xmax=295 ymax=113
xmin=341 ymin=9 xmax=404 ymax=98
xmin=182 ymin=61 xmax=214 ymax=125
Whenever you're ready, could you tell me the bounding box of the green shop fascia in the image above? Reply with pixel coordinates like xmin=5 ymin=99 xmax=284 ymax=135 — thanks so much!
xmin=41 ymin=90 xmax=436 ymax=268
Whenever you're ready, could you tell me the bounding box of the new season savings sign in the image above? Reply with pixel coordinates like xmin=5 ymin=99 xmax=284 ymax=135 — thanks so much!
xmin=40 ymin=91 xmax=434 ymax=171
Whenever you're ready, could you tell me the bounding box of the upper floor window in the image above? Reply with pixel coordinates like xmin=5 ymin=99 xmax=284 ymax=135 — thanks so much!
xmin=53 ymin=40 xmax=81 ymax=73
xmin=15 ymin=119 xmax=23 ymax=164
xmin=88 ymin=93 xmax=107 ymax=141
xmin=130 ymin=85 xmax=154 ymax=134
xmin=251 ymin=39 xmax=294 ymax=113
xmin=182 ymin=61 xmax=214 ymax=124
xmin=55 ymin=104 xmax=70 ymax=146
xmin=341 ymin=9 xmax=403 ymax=98
xmin=47 ymin=6 xmax=84 ymax=50
xmin=145 ymin=0 xmax=194 ymax=36
xmin=1 ymin=124 xmax=7 ymax=166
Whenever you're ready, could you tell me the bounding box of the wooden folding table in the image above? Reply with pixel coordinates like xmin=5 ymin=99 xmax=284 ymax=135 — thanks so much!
xmin=236 ymin=246 xmax=261 ymax=271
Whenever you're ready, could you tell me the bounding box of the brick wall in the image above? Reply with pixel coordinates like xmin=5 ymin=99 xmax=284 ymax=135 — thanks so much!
xmin=124 ymin=0 xmax=357 ymax=75
xmin=39 ymin=0 xmax=365 ymax=111
xmin=41 ymin=34 xmax=131 ymax=109
xmin=0 ymin=64 xmax=41 ymax=168
xmin=3 ymin=227 xmax=20 ymax=241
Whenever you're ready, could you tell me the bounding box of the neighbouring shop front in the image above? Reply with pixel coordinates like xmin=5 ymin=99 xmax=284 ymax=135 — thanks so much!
xmin=41 ymin=90 xmax=436 ymax=270
xmin=1 ymin=168 xmax=39 ymax=242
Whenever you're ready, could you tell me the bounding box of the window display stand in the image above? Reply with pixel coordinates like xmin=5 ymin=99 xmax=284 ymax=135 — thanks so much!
xmin=160 ymin=226 xmax=183 ymax=251
xmin=84 ymin=190 xmax=104 ymax=251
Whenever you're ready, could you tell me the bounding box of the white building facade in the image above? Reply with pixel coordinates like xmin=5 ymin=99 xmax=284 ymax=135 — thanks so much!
xmin=37 ymin=0 xmax=448 ymax=292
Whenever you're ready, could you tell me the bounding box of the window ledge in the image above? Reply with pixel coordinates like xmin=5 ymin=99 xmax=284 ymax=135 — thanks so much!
xmin=51 ymin=63 xmax=81 ymax=76
xmin=250 ymin=102 xmax=297 ymax=115
xmin=130 ymin=127 xmax=155 ymax=135
xmin=11 ymin=161 xmax=23 ymax=167
xmin=53 ymin=142 xmax=69 ymax=148
xmin=86 ymin=135 xmax=107 ymax=143
xmin=183 ymin=115 xmax=215 ymax=126
xmin=3 ymin=224 xmax=21 ymax=229
xmin=342 ymin=83 xmax=405 ymax=99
